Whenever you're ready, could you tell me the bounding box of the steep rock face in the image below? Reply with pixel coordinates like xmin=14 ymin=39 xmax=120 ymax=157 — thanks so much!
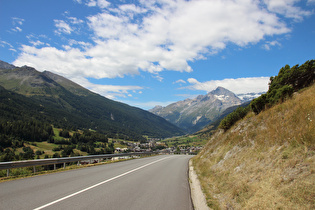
xmin=149 ymin=87 xmax=242 ymax=133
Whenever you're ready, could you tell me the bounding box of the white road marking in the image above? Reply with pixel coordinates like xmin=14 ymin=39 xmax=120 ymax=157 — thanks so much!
xmin=34 ymin=156 xmax=171 ymax=210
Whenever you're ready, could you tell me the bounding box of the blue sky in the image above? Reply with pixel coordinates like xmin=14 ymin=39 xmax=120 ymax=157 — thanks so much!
xmin=1 ymin=0 xmax=314 ymax=110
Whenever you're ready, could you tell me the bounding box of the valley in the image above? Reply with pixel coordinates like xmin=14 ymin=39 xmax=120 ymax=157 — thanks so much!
xmin=1 ymin=1 xmax=314 ymax=209
xmin=0 ymin=58 xmax=314 ymax=209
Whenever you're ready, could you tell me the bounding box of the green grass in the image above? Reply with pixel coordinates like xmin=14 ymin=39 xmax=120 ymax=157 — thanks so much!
xmin=35 ymin=141 xmax=59 ymax=150
xmin=162 ymin=135 xmax=208 ymax=147
xmin=52 ymin=127 xmax=64 ymax=141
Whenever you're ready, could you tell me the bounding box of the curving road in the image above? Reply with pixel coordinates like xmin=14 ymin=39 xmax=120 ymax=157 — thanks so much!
xmin=0 ymin=155 xmax=193 ymax=210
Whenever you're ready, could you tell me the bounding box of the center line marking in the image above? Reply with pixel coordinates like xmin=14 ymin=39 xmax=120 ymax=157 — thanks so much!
xmin=34 ymin=156 xmax=171 ymax=210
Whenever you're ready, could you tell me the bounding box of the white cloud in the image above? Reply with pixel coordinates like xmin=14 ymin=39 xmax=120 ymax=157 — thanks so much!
xmin=14 ymin=0 xmax=312 ymax=81
xmin=0 ymin=40 xmax=13 ymax=48
xmin=87 ymin=13 xmax=129 ymax=39
xmin=86 ymin=0 xmax=97 ymax=7
xmin=10 ymin=17 xmax=24 ymax=32
xmin=119 ymin=4 xmax=147 ymax=14
xmin=67 ymin=17 xmax=84 ymax=24
xmin=12 ymin=17 xmax=24 ymax=26
xmin=0 ymin=40 xmax=16 ymax=52
xmin=85 ymin=0 xmax=110 ymax=8
xmin=11 ymin=27 xmax=22 ymax=32
xmin=173 ymin=79 xmax=186 ymax=84
xmin=263 ymin=0 xmax=312 ymax=21
xmin=263 ymin=40 xmax=281 ymax=50
xmin=123 ymin=100 xmax=176 ymax=110
xmin=29 ymin=40 xmax=45 ymax=46
xmin=68 ymin=76 xmax=143 ymax=99
xmin=185 ymin=77 xmax=270 ymax=94
xmin=54 ymin=20 xmax=73 ymax=34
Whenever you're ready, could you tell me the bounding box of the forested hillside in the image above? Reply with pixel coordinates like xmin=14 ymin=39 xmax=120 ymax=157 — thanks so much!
xmin=0 ymin=62 xmax=184 ymax=139
xmin=0 ymin=61 xmax=184 ymax=161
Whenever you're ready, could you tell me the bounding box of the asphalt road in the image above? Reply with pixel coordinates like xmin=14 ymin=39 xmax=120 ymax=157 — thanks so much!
xmin=0 ymin=155 xmax=193 ymax=210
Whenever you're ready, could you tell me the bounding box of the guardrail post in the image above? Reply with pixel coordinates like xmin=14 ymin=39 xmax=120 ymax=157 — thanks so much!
xmin=33 ymin=166 xmax=36 ymax=174
xmin=63 ymin=162 xmax=66 ymax=169
xmin=7 ymin=169 xmax=9 ymax=177
xmin=54 ymin=164 xmax=56 ymax=170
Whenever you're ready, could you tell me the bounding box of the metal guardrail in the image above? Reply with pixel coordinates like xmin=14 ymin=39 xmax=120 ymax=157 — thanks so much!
xmin=0 ymin=152 xmax=157 ymax=177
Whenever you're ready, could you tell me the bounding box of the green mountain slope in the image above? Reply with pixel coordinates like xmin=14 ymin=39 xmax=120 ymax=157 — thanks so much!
xmin=0 ymin=61 xmax=184 ymax=139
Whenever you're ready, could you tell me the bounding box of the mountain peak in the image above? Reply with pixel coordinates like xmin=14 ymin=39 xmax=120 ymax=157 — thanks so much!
xmin=149 ymin=87 xmax=242 ymax=133
xmin=0 ymin=60 xmax=16 ymax=70
xmin=210 ymin=86 xmax=234 ymax=95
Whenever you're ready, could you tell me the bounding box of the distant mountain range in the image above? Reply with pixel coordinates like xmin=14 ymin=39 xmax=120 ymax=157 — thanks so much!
xmin=149 ymin=87 xmax=261 ymax=133
xmin=0 ymin=60 xmax=184 ymax=139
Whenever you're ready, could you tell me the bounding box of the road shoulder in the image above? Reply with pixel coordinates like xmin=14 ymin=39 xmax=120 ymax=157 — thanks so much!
xmin=189 ymin=159 xmax=209 ymax=210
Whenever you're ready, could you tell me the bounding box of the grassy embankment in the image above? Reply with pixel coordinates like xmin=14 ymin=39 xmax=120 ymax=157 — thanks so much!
xmin=192 ymin=84 xmax=314 ymax=209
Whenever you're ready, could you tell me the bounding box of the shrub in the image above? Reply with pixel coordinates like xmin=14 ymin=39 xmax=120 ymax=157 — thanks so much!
xmin=219 ymin=106 xmax=249 ymax=131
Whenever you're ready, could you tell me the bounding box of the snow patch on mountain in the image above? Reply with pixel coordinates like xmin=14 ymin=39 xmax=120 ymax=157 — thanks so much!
xmin=237 ymin=92 xmax=265 ymax=102
xmin=193 ymin=115 xmax=203 ymax=125
xmin=215 ymin=94 xmax=230 ymax=101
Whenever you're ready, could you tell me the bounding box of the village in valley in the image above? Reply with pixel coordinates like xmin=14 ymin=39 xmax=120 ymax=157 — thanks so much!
xmin=113 ymin=138 xmax=202 ymax=155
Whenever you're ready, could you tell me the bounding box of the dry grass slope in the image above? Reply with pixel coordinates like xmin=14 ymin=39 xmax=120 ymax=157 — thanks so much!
xmin=192 ymin=84 xmax=315 ymax=209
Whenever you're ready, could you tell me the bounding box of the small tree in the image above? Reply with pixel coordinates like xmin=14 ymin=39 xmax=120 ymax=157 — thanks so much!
xmin=59 ymin=130 xmax=70 ymax=138
xmin=250 ymin=94 xmax=267 ymax=115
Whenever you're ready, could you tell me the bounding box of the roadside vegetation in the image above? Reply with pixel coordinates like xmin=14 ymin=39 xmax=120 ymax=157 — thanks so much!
xmin=192 ymin=60 xmax=314 ymax=209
